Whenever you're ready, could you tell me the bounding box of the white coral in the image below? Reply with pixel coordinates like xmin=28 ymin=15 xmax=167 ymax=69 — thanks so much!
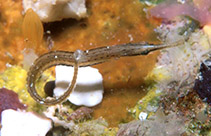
xmin=23 ymin=0 xmax=87 ymax=22
xmin=1 ymin=109 xmax=52 ymax=136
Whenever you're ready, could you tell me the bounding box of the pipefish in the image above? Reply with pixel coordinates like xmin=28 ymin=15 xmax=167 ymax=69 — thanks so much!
xmin=27 ymin=39 xmax=185 ymax=106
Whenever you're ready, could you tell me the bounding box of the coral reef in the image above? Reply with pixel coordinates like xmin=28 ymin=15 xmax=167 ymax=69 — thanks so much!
xmin=118 ymin=110 xmax=185 ymax=136
xmin=127 ymin=18 xmax=211 ymax=135
xmin=45 ymin=113 xmax=118 ymax=136
xmin=131 ymin=18 xmax=210 ymax=118
xmin=153 ymin=21 xmax=211 ymax=135
xmin=1 ymin=2 xmax=211 ymax=134
xmin=148 ymin=19 xmax=210 ymax=92
xmin=70 ymin=118 xmax=109 ymax=136
xmin=44 ymin=105 xmax=93 ymax=125
xmin=67 ymin=107 xmax=93 ymax=122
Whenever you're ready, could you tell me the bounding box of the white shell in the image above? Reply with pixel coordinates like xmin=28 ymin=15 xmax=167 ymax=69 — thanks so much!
xmin=54 ymin=66 xmax=104 ymax=107
xmin=1 ymin=109 xmax=52 ymax=136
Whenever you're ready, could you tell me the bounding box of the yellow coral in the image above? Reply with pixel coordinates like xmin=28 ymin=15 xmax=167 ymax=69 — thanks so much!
xmin=131 ymin=87 xmax=161 ymax=119
xmin=0 ymin=66 xmax=27 ymax=92
xmin=0 ymin=65 xmax=54 ymax=112
xmin=145 ymin=65 xmax=171 ymax=83
xmin=102 ymin=127 xmax=118 ymax=136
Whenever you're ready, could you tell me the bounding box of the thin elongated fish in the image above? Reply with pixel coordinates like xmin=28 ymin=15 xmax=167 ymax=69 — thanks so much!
xmin=27 ymin=39 xmax=185 ymax=105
